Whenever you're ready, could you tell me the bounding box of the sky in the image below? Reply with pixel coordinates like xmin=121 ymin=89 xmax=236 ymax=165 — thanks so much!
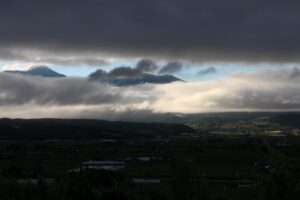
xmin=1 ymin=0 xmax=300 ymax=120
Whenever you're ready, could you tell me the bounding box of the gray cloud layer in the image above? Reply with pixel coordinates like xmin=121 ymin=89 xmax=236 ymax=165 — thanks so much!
xmin=2 ymin=68 xmax=300 ymax=119
xmin=0 ymin=74 xmax=123 ymax=105
xmin=0 ymin=49 xmax=108 ymax=67
xmin=0 ymin=0 xmax=300 ymax=63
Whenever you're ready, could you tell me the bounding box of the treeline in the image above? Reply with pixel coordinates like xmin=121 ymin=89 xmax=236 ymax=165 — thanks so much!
xmin=0 ymin=118 xmax=194 ymax=139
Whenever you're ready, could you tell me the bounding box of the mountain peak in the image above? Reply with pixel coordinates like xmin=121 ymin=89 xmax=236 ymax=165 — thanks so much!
xmin=4 ymin=66 xmax=66 ymax=78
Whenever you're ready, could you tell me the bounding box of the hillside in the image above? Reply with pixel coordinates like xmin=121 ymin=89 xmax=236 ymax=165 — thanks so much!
xmin=0 ymin=118 xmax=194 ymax=139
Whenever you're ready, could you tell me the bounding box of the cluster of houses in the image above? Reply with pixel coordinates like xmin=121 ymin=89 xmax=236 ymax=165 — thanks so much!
xmin=68 ymin=160 xmax=126 ymax=172
xmin=68 ymin=155 xmax=172 ymax=173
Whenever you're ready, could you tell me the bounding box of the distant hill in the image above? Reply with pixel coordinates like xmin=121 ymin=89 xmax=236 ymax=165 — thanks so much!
xmin=0 ymin=118 xmax=194 ymax=139
xmin=89 ymin=71 xmax=183 ymax=86
xmin=272 ymin=113 xmax=300 ymax=128
xmin=4 ymin=66 xmax=66 ymax=78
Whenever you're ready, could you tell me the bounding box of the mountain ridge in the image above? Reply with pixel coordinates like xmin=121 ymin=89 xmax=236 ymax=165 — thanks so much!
xmin=3 ymin=66 xmax=184 ymax=85
xmin=89 ymin=71 xmax=183 ymax=86
xmin=4 ymin=66 xmax=66 ymax=78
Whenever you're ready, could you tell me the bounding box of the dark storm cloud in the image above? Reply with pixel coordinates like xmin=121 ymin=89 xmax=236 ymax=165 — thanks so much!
xmin=109 ymin=66 xmax=141 ymax=78
xmin=89 ymin=59 xmax=158 ymax=79
xmin=1 ymin=0 xmax=300 ymax=63
xmin=135 ymin=59 xmax=157 ymax=72
xmin=197 ymin=66 xmax=217 ymax=76
xmin=290 ymin=67 xmax=300 ymax=78
xmin=159 ymin=62 xmax=183 ymax=74
xmin=88 ymin=69 xmax=107 ymax=80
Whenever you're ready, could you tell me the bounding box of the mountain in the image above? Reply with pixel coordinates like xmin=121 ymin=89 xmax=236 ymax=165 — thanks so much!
xmin=89 ymin=72 xmax=183 ymax=86
xmin=4 ymin=66 xmax=66 ymax=78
